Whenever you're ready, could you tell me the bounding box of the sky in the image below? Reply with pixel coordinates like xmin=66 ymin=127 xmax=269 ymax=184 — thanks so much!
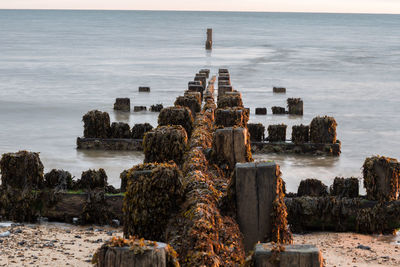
xmin=1 ymin=0 xmax=400 ymax=14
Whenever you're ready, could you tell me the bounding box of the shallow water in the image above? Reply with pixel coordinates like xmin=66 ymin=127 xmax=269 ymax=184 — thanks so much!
xmin=0 ymin=10 xmax=399 ymax=192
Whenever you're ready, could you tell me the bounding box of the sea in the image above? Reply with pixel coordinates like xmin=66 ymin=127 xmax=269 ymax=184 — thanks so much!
xmin=0 ymin=10 xmax=399 ymax=192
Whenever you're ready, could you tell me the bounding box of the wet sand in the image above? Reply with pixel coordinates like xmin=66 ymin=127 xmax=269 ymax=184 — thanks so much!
xmin=1 ymin=223 xmax=399 ymax=266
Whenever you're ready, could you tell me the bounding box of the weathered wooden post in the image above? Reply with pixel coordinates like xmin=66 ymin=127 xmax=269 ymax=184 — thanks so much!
xmin=363 ymin=156 xmax=400 ymax=201
xmin=235 ymin=162 xmax=290 ymax=251
xmin=287 ymin=98 xmax=303 ymax=115
xmin=253 ymin=244 xmax=323 ymax=267
xmin=212 ymin=127 xmax=251 ymax=170
xmin=205 ymin=28 xmax=212 ymax=50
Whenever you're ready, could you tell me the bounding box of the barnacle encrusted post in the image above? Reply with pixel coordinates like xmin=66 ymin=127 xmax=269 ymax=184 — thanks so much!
xmin=309 ymin=116 xmax=337 ymax=144
xmin=235 ymin=162 xmax=292 ymax=251
xmin=123 ymin=163 xmax=184 ymax=242
xmin=363 ymin=156 xmax=400 ymax=201
xmin=158 ymin=106 xmax=194 ymax=137
xmin=82 ymin=110 xmax=110 ymax=138
xmin=143 ymin=125 xmax=188 ymax=165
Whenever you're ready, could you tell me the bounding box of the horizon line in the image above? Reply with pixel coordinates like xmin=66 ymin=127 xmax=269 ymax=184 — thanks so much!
xmin=0 ymin=8 xmax=400 ymax=16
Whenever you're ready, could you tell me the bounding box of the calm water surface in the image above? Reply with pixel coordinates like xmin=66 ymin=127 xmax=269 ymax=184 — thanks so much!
xmin=0 ymin=10 xmax=399 ymax=192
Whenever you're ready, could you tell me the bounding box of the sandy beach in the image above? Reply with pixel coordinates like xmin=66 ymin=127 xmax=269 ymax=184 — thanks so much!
xmin=0 ymin=222 xmax=399 ymax=266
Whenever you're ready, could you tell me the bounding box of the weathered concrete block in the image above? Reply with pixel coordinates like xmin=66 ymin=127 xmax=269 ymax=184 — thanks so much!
xmin=95 ymin=242 xmax=169 ymax=267
xmin=235 ymin=162 xmax=280 ymax=251
xmin=113 ymin=98 xmax=130 ymax=112
xmin=215 ymin=108 xmax=249 ymax=127
xmin=0 ymin=151 xmax=44 ymax=189
xmin=133 ymin=106 xmax=147 ymax=112
xmin=310 ymin=116 xmax=337 ymax=144
xmin=273 ymin=87 xmax=286 ymax=93
xmin=287 ymin=98 xmax=303 ymax=115
xmin=267 ymin=124 xmax=287 ymax=142
xmin=253 ymin=244 xmax=323 ymax=267
xmin=248 ymin=123 xmax=265 ymax=142
xmin=363 ymin=156 xmax=400 ymax=201
xmin=272 ymin=106 xmax=286 ymax=115
xmin=213 ymin=127 xmax=251 ymax=169
xmin=139 ymin=86 xmax=150 ymax=92
xmin=255 ymin=108 xmax=267 ymax=115
xmin=292 ymin=125 xmax=310 ymax=144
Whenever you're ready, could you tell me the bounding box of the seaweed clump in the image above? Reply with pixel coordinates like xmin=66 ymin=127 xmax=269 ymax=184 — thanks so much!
xmin=363 ymin=156 xmax=400 ymax=201
xmin=143 ymin=125 xmax=188 ymax=165
xmin=271 ymin=169 xmax=293 ymax=244
xmin=297 ymin=179 xmax=328 ymax=197
xmin=123 ymin=162 xmax=184 ymax=242
xmin=310 ymin=116 xmax=337 ymax=144
xmin=109 ymin=122 xmax=131 ymax=139
xmin=82 ymin=110 xmax=110 ymax=138
xmin=267 ymin=124 xmax=287 ymax=142
xmin=131 ymin=123 xmax=153 ymax=139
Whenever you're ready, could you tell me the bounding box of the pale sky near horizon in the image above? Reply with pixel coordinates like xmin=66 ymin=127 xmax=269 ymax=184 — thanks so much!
xmin=1 ymin=0 xmax=400 ymax=14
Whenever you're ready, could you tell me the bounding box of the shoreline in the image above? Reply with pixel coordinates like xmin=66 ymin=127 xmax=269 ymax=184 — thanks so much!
xmin=1 ymin=222 xmax=399 ymax=266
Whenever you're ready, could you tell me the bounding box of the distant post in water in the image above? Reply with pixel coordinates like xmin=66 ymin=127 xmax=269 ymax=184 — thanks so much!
xmin=205 ymin=28 xmax=212 ymax=50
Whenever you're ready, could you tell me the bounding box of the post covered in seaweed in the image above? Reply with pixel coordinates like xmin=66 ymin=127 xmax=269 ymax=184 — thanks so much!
xmin=158 ymin=106 xmax=194 ymax=137
xmin=363 ymin=156 xmax=400 ymax=201
xmin=123 ymin=162 xmax=184 ymax=242
xmin=143 ymin=125 xmax=188 ymax=165
xmin=82 ymin=110 xmax=110 ymax=138
xmin=310 ymin=116 xmax=337 ymax=144
xmin=267 ymin=124 xmax=287 ymax=142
